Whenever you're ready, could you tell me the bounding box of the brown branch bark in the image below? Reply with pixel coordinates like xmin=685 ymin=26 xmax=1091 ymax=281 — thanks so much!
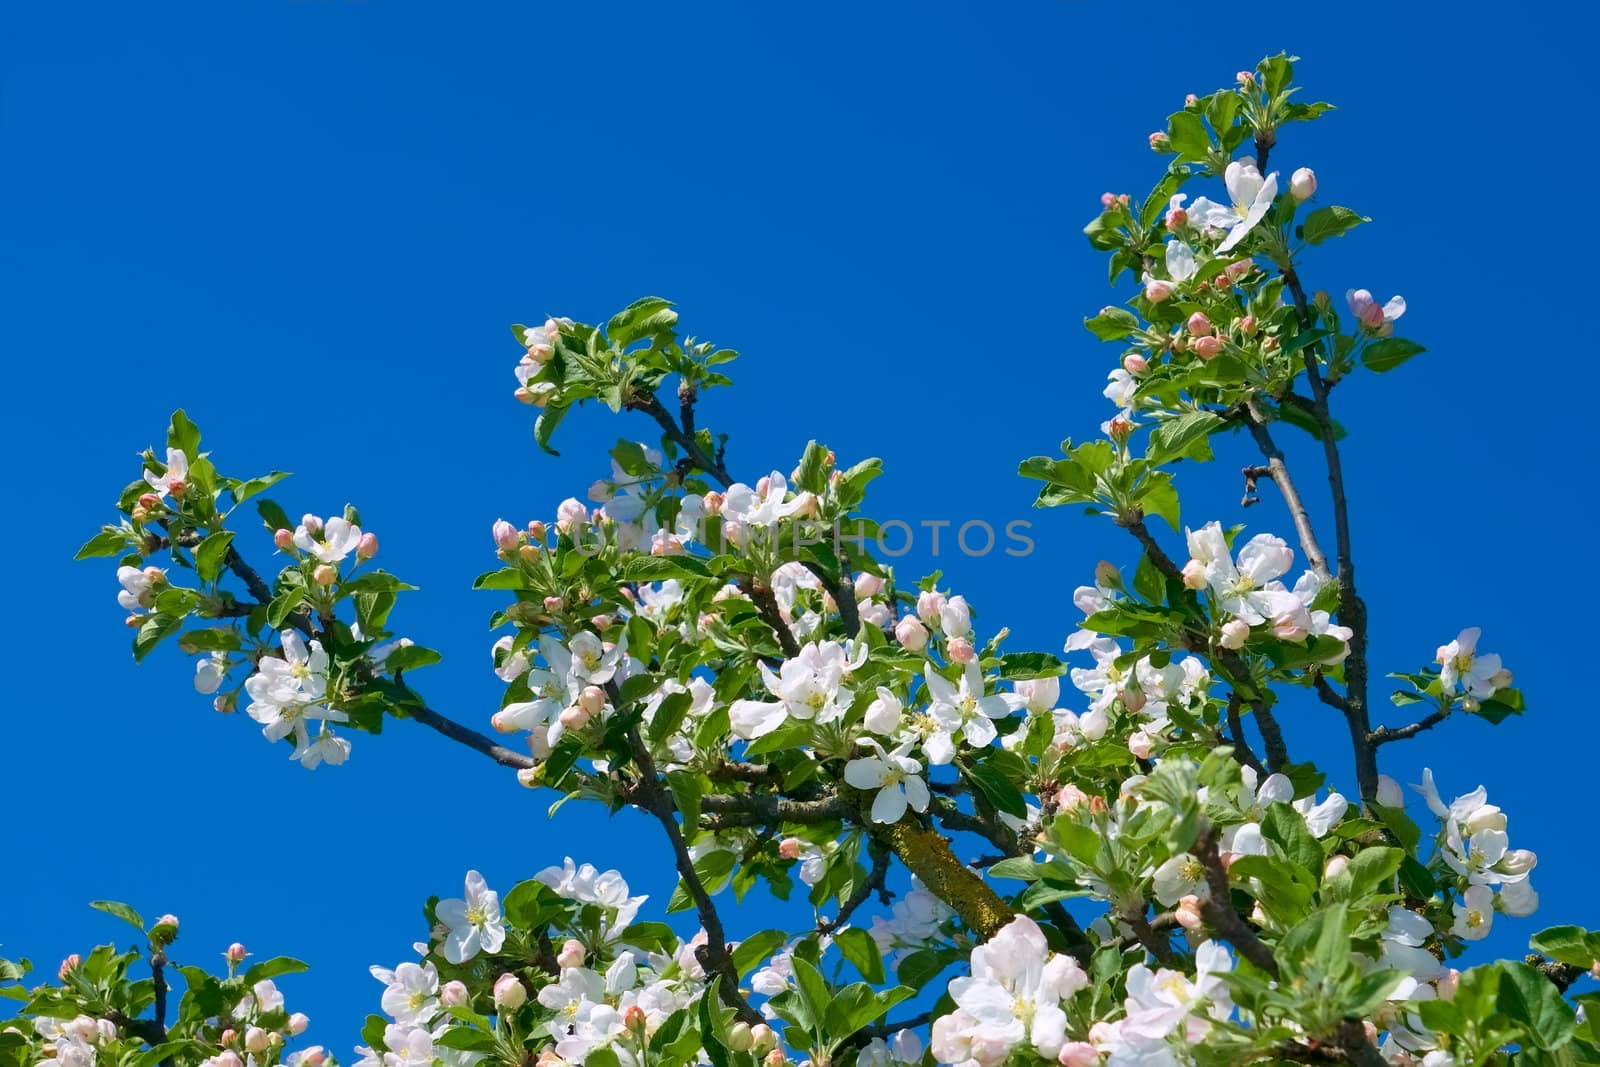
xmin=1192 ymin=830 xmax=1277 ymax=975
xmin=625 ymin=727 xmax=761 ymax=1025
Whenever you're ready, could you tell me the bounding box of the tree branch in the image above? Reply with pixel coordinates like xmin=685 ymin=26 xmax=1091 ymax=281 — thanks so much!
xmin=1192 ymin=829 xmax=1277 ymax=975
xmin=1369 ymin=707 xmax=1450 ymax=746
xmin=817 ymin=839 xmax=891 ymax=935
xmin=405 ymin=702 xmax=537 ymax=770
xmin=1237 ymin=401 xmax=1330 ymax=580
xmin=625 ymin=727 xmax=762 ymax=1025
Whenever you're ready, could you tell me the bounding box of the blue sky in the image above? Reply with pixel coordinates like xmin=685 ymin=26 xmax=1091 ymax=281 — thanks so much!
xmin=5 ymin=0 xmax=1595 ymax=1046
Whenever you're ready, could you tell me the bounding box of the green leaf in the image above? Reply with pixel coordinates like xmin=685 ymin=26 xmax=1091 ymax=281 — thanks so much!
xmin=233 ymin=472 xmax=290 ymax=505
xmin=267 ymin=588 xmax=305 ymax=629
xmin=607 ymin=296 xmax=678 ymax=347
xmin=257 ymin=499 xmax=293 ymax=533
xmin=1165 ymin=110 xmax=1212 ymax=161
xmin=75 ymin=529 xmax=130 ymax=560
xmin=986 ymin=857 xmax=1043 ymax=882
xmin=1148 ymin=411 xmax=1221 ymax=466
xmin=894 ymin=948 xmax=949 ymax=991
xmin=793 ymin=440 xmax=831 ymax=494
xmin=1361 ymin=337 xmax=1426 ymax=374
xmin=1262 ymin=804 xmax=1323 ymax=877
xmin=534 ymin=402 xmax=570 ymax=455
xmin=167 ymin=409 xmax=202 ymax=459
xmin=503 ymin=879 xmax=569 ymax=929
xmin=434 ymin=1029 xmax=499 ymax=1053
xmin=621 ymin=555 xmax=712 ymax=583
xmin=1300 ymin=205 xmax=1368 ymax=245
xmin=1084 ymin=306 xmax=1141 ymax=342
xmin=243 ymin=957 xmax=309 ymax=983
xmin=964 ymin=758 xmax=1027 ymax=818
xmin=1500 ymin=960 xmax=1577 ymax=1051
xmin=790 ymin=957 xmax=832 ymax=1036
xmin=648 ymin=691 xmax=694 ymax=745
xmin=133 ymin=614 xmax=182 ymax=662
xmin=730 ymin=930 xmax=788 ymax=976
xmin=1139 ymin=472 xmax=1181 ymax=532
xmin=195 ymin=531 xmax=235 ymax=583
xmin=994 ymin=652 xmax=1065 ymax=680
xmin=384 ymin=644 xmax=442 ymax=674
xmin=834 ymin=927 xmax=885 ymax=984
xmin=89 ymin=900 xmax=145 ymax=932
xmin=1530 ymin=926 xmax=1600 ymax=970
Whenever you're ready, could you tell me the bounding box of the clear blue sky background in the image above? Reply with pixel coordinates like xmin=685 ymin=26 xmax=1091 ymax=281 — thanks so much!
xmin=5 ymin=0 xmax=1595 ymax=1048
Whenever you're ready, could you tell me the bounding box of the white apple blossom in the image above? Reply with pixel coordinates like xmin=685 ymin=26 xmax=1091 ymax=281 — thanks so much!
xmin=844 ymin=741 xmax=931 ymax=824
xmin=294 ymin=516 xmax=364 ymax=564
xmin=144 ymin=447 xmax=190 ymax=498
xmin=922 ymin=661 xmax=1012 ymax=765
xmin=1435 ymin=627 xmax=1508 ymax=701
xmin=435 ymin=870 xmax=506 ymax=964
xmin=942 ymin=916 xmax=1088 ymax=1064
xmin=1451 ymin=884 xmax=1494 ymax=941
xmin=1187 ymin=159 xmax=1279 ymax=253
xmin=371 ymin=961 xmax=440 ymax=1026
xmin=722 ymin=471 xmax=801 ymax=527
xmin=729 ymin=640 xmax=856 ymax=740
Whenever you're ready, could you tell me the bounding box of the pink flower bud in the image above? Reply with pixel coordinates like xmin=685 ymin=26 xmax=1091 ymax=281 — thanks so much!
xmin=58 ymin=955 xmax=81 ymax=980
xmin=214 ymin=692 xmax=236 ymax=713
xmin=131 ymin=505 xmax=149 ymax=523
xmin=493 ymin=973 xmax=527 ymax=1010
xmin=1166 ymin=206 xmax=1188 ymax=229
xmin=1122 ymin=353 xmax=1148 ymax=375
xmin=1324 ymin=854 xmax=1350 ymax=880
xmin=1127 ymin=730 xmax=1153 ymax=759
xmin=558 ymin=705 xmax=591 ymax=730
xmin=138 ymin=492 xmax=163 ymax=509
xmin=1122 ymin=688 xmax=1146 ymax=714
xmin=288 ymin=1014 xmax=309 ymax=1036
xmin=854 ymin=573 xmax=885 ymax=598
xmin=779 ymin=837 xmax=803 ymax=860
xmin=592 ymin=614 xmax=613 ymax=630
xmin=516 ymin=544 xmax=541 ymax=565
xmin=578 ymin=686 xmax=606 ymax=716
xmin=1143 ymin=278 xmax=1174 ymax=302
xmin=1220 ymin=618 xmax=1251 ymax=650
xmin=1099 ymin=192 xmax=1116 ymax=208
xmin=245 ymin=1028 xmax=270 ymax=1054
xmin=1359 ymin=302 xmax=1386 ymax=330
xmin=765 ymin=1050 xmax=786 ymax=1067
xmin=1117 ymin=194 xmax=1129 ymax=206
xmin=1238 ymin=315 xmax=1257 ymax=336
xmin=273 ymin=528 xmax=295 ymax=552
xmin=1272 ymin=614 xmax=1309 ymax=641
xmin=1055 ymin=784 xmax=1088 ymax=812
xmin=1174 ymin=895 xmax=1205 ymax=931
xmin=1236 ymin=70 xmax=1255 ymax=86
xmin=1226 ymin=258 xmax=1254 ymax=282
xmin=946 ymin=637 xmax=976 ymax=664
xmin=1184 ymin=93 xmax=1199 ymax=107
xmin=755 ymin=476 xmax=771 ymax=495
xmin=1181 ymin=559 xmax=1208 ymax=591
xmin=1148 ymin=131 xmax=1169 ymax=151
xmin=1186 ymin=312 xmax=1212 ymax=336
xmin=1289 ymin=167 xmax=1317 ymax=201
xmin=301 ymin=1049 xmax=326 ymax=1067
xmin=557 ymin=939 xmax=586 ymax=969
xmin=300 ymin=514 xmax=324 ymax=537
xmin=493 ymin=519 xmax=519 ymax=551
xmin=356 ymin=533 xmax=379 ymax=560
xmin=157 ymin=913 xmax=180 ymax=931
xmin=313 ymin=564 xmax=337 ymax=587
xmin=216 ymin=1051 xmax=242 ymax=1067
xmin=750 ymin=1024 xmax=775 ymax=1053
xmin=623 ymin=1005 xmax=648 ymax=1034
xmin=1192 ymin=335 xmax=1221 ymax=360
xmin=226 ymin=943 xmax=248 ymax=964
xmin=916 ymin=590 xmax=946 ymax=626
xmin=1107 ymin=414 xmax=1133 ymax=441
xmin=895 ymin=616 xmax=929 ymax=651
xmin=790 ymin=491 xmax=819 ymax=519
xmin=1058 ymin=1041 xmax=1099 ymax=1067
xmin=440 ymin=980 xmax=468 ymax=1007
